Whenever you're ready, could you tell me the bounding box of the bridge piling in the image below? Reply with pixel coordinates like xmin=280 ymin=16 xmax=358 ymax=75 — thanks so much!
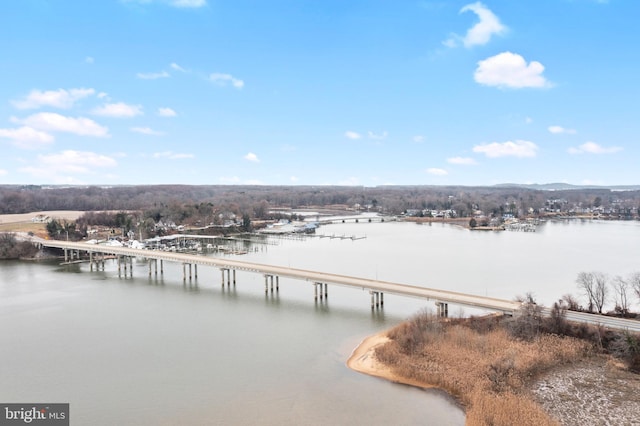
xmin=89 ymin=252 xmax=93 ymax=271
xmin=436 ymin=302 xmax=449 ymax=318
xmin=35 ymin=239 xmax=524 ymax=316
xmin=370 ymin=291 xmax=383 ymax=309
xmin=194 ymin=264 xmax=198 ymax=280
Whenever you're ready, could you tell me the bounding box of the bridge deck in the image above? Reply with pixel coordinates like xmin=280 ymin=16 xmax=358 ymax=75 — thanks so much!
xmin=37 ymin=239 xmax=522 ymax=314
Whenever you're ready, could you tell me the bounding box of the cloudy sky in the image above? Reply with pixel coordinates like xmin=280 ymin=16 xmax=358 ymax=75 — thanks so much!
xmin=1 ymin=0 xmax=638 ymax=186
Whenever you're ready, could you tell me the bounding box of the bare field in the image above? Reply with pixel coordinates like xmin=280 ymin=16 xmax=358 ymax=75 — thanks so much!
xmin=0 ymin=211 xmax=86 ymax=225
xmin=0 ymin=222 xmax=47 ymax=236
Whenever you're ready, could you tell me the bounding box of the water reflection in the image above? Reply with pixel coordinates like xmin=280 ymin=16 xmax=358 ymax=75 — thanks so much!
xmin=5 ymin=220 xmax=637 ymax=425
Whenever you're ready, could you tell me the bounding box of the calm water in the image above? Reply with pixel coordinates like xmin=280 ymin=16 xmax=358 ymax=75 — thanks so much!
xmin=1 ymin=219 xmax=639 ymax=425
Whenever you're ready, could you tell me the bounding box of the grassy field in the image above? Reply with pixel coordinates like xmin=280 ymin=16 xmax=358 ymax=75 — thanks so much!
xmin=0 ymin=222 xmax=47 ymax=237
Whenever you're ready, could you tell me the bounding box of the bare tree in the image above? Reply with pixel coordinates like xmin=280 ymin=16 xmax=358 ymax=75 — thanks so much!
xmin=631 ymin=272 xmax=640 ymax=304
xmin=576 ymin=271 xmax=597 ymax=313
xmin=593 ymin=272 xmax=608 ymax=314
xmin=561 ymin=293 xmax=580 ymax=311
xmin=612 ymin=275 xmax=631 ymax=315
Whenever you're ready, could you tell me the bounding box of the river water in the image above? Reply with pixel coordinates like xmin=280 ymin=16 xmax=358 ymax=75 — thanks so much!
xmin=1 ymin=219 xmax=639 ymax=425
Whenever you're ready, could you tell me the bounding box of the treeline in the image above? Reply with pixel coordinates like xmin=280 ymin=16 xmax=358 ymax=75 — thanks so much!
xmin=563 ymin=271 xmax=640 ymax=316
xmin=2 ymin=184 xmax=640 ymax=218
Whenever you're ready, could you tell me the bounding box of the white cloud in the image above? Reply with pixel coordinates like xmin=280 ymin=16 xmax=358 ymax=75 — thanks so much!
xmin=123 ymin=0 xmax=206 ymax=8
xmin=427 ymin=168 xmax=448 ymax=176
xmin=152 ymin=151 xmax=194 ymax=159
xmin=447 ymin=156 xmax=477 ymax=165
xmin=92 ymin=102 xmax=143 ymax=118
xmin=368 ymin=131 xmax=388 ymax=140
xmin=0 ymin=126 xmax=54 ymax=148
xmin=474 ymin=52 xmax=550 ymax=89
xmin=19 ymin=112 xmax=109 ymax=137
xmin=209 ymin=73 xmax=244 ymax=89
xmin=0 ymin=169 xmax=7 ymax=176
xmin=525 ymin=117 xmax=533 ymax=124
xmin=169 ymin=0 xmax=206 ymax=7
xmin=412 ymin=135 xmax=425 ymax=143
xmin=170 ymin=62 xmax=186 ymax=72
xmin=445 ymin=2 xmax=507 ymax=48
xmin=157 ymin=107 xmax=177 ymax=117
xmin=568 ymin=142 xmax=622 ymax=154
xmin=442 ymin=38 xmax=457 ymax=48
xmin=344 ymin=131 xmax=362 ymax=140
xmin=39 ymin=150 xmax=117 ymax=170
xmin=136 ymin=71 xmax=170 ymax=80
xmin=131 ymin=127 xmax=164 ymax=136
xmin=548 ymin=125 xmax=576 ymax=134
xmin=12 ymin=88 xmax=95 ymax=110
xmin=473 ymin=140 xmax=538 ymax=158
xmin=19 ymin=150 xmax=117 ymax=181
xmin=85 ymin=56 xmax=94 ymax=64
xmin=97 ymin=92 xmax=109 ymax=100
xmin=290 ymin=176 xmax=299 ymax=183
xmin=244 ymin=152 xmax=260 ymax=163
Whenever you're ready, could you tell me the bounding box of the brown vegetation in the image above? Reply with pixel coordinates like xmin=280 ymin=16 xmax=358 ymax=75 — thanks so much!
xmin=0 ymin=233 xmax=39 ymax=259
xmin=373 ymin=309 xmax=634 ymax=426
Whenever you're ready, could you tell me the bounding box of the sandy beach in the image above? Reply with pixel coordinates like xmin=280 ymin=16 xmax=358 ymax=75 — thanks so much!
xmin=347 ymin=330 xmax=640 ymax=425
xmin=346 ymin=331 xmax=435 ymax=390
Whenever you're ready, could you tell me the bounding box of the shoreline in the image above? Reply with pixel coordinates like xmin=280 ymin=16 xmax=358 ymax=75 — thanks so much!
xmin=347 ymin=328 xmax=640 ymax=425
xmin=346 ymin=331 xmax=437 ymax=391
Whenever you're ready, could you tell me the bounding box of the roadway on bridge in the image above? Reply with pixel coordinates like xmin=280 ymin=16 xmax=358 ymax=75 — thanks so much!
xmin=37 ymin=238 xmax=521 ymax=314
xmin=34 ymin=238 xmax=640 ymax=332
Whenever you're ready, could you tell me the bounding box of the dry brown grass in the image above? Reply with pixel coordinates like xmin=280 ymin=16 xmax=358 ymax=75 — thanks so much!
xmin=376 ymin=313 xmax=592 ymax=426
xmin=0 ymin=222 xmax=47 ymax=237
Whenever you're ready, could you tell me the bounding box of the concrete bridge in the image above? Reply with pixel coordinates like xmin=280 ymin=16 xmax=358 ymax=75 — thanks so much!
xmin=34 ymin=238 xmax=521 ymax=316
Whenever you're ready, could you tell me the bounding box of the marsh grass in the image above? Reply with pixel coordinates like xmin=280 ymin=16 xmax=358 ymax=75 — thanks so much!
xmin=376 ymin=311 xmax=593 ymax=426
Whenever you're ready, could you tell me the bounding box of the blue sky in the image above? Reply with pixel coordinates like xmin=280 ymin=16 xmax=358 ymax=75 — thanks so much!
xmin=1 ymin=0 xmax=638 ymax=186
